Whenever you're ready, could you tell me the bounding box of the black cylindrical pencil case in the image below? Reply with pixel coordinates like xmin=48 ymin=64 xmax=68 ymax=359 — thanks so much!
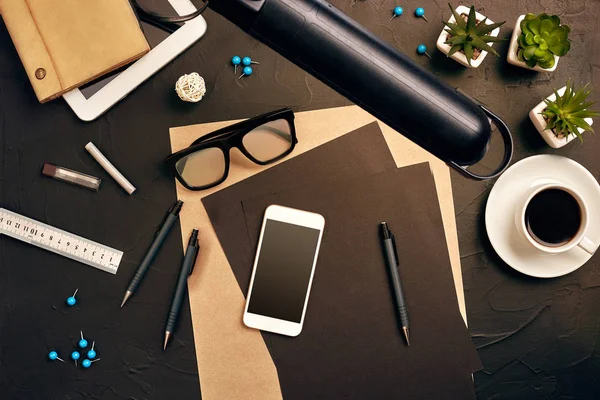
xmin=209 ymin=0 xmax=513 ymax=179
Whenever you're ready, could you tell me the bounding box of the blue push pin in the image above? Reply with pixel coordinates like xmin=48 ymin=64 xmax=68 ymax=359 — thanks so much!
xmin=231 ymin=56 xmax=241 ymax=74
xmin=242 ymin=56 xmax=259 ymax=66
xmin=417 ymin=44 xmax=432 ymax=59
xmin=66 ymin=288 xmax=78 ymax=306
xmin=87 ymin=341 xmax=96 ymax=359
xmin=238 ymin=66 xmax=253 ymax=80
xmin=71 ymin=351 xmax=80 ymax=367
xmin=82 ymin=358 xmax=100 ymax=369
xmin=390 ymin=6 xmax=403 ymax=21
xmin=79 ymin=330 xmax=88 ymax=349
xmin=415 ymin=7 xmax=428 ymax=22
xmin=48 ymin=351 xmax=64 ymax=363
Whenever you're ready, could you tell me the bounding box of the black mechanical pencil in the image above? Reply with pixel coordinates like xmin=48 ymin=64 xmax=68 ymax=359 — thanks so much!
xmin=164 ymin=229 xmax=199 ymax=350
xmin=380 ymin=221 xmax=410 ymax=346
xmin=121 ymin=200 xmax=184 ymax=307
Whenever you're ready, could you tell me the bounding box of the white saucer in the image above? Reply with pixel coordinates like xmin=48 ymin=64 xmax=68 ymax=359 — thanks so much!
xmin=485 ymin=155 xmax=600 ymax=278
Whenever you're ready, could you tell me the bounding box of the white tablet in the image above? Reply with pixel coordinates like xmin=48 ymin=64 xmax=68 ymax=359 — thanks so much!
xmin=63 ymin=0 xmax=206 ymax=121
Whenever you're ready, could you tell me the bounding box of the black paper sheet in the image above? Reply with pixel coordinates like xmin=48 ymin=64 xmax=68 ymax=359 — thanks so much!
xmin=203 ymin=123 xmax=481 ymax=399
xmin=240 ymin=164 xmax=480 ymax=399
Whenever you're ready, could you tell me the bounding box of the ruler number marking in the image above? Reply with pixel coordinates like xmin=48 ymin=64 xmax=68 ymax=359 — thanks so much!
xmin=0 ymin=209 xmax=121 ymax=274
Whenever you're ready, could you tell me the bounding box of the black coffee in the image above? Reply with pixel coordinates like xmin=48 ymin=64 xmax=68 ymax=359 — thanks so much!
xmin=525 ymin=188 xmax=582 ymax=247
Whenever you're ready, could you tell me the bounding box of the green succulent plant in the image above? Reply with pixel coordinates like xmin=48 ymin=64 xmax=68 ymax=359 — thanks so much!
xmin=517 ymin=13 xmax=571 ymax=69
xmin=541 ymin=81 xmax=599 ymax=141
xmin=443 ymin=4 xmax=505 ymax=66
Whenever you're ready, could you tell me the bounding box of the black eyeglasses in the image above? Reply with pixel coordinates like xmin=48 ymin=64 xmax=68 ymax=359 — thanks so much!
xmin=165 ymin=108 xmax=298 ymax=190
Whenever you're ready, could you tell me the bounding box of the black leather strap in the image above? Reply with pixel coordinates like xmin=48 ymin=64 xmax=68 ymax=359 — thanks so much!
xmin=132 ymin=0 xmax=209 ymax=24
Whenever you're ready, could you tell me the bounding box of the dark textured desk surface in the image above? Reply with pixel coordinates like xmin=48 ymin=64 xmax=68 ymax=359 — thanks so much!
xmin=1 ymin=1 xmax=600 ymax=399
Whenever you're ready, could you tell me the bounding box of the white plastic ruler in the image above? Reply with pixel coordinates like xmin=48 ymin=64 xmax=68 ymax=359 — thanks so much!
xmin=0 ymin=208 xmax=122 ymax=274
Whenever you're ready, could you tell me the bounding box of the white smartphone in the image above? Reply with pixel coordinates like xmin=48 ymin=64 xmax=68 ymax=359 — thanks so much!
xmin=243 ymin=205 xmax=325 ymax=337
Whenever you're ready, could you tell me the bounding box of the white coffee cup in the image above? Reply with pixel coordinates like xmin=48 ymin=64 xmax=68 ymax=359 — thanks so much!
xmin=515 ymin=183 xmax=598 ymax=255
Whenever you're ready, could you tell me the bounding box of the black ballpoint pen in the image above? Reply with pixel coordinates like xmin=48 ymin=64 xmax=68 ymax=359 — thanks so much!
xmin=121 ymin=200 xmax=184 ymax=307
xmin=380 ymin=222 xmax=410 ymax=346
xmin=164 ymin=229 xmax=199 ymax=350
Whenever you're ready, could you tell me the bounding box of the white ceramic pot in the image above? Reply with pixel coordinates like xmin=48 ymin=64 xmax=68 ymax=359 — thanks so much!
xmin=529 ymin=86 xmax=594 ymax=148
xmin=507 ymin=15 xmax=560 ymax=72
xmin=436 ymin=5 xmax=501 ymax=68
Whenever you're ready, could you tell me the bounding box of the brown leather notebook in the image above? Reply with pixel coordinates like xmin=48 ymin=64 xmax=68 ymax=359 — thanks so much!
xmin=0 ymin=0 xmax=150 ymax=103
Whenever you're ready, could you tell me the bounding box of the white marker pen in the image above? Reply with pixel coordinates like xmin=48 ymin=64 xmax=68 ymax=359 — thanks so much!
xmin=85 ymin=142 xmax=136 ymax=195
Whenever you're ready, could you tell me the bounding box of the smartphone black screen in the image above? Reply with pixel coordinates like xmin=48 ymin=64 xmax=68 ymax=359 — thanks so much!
xmin=247 ymin=219 xmax=321 ymax=323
